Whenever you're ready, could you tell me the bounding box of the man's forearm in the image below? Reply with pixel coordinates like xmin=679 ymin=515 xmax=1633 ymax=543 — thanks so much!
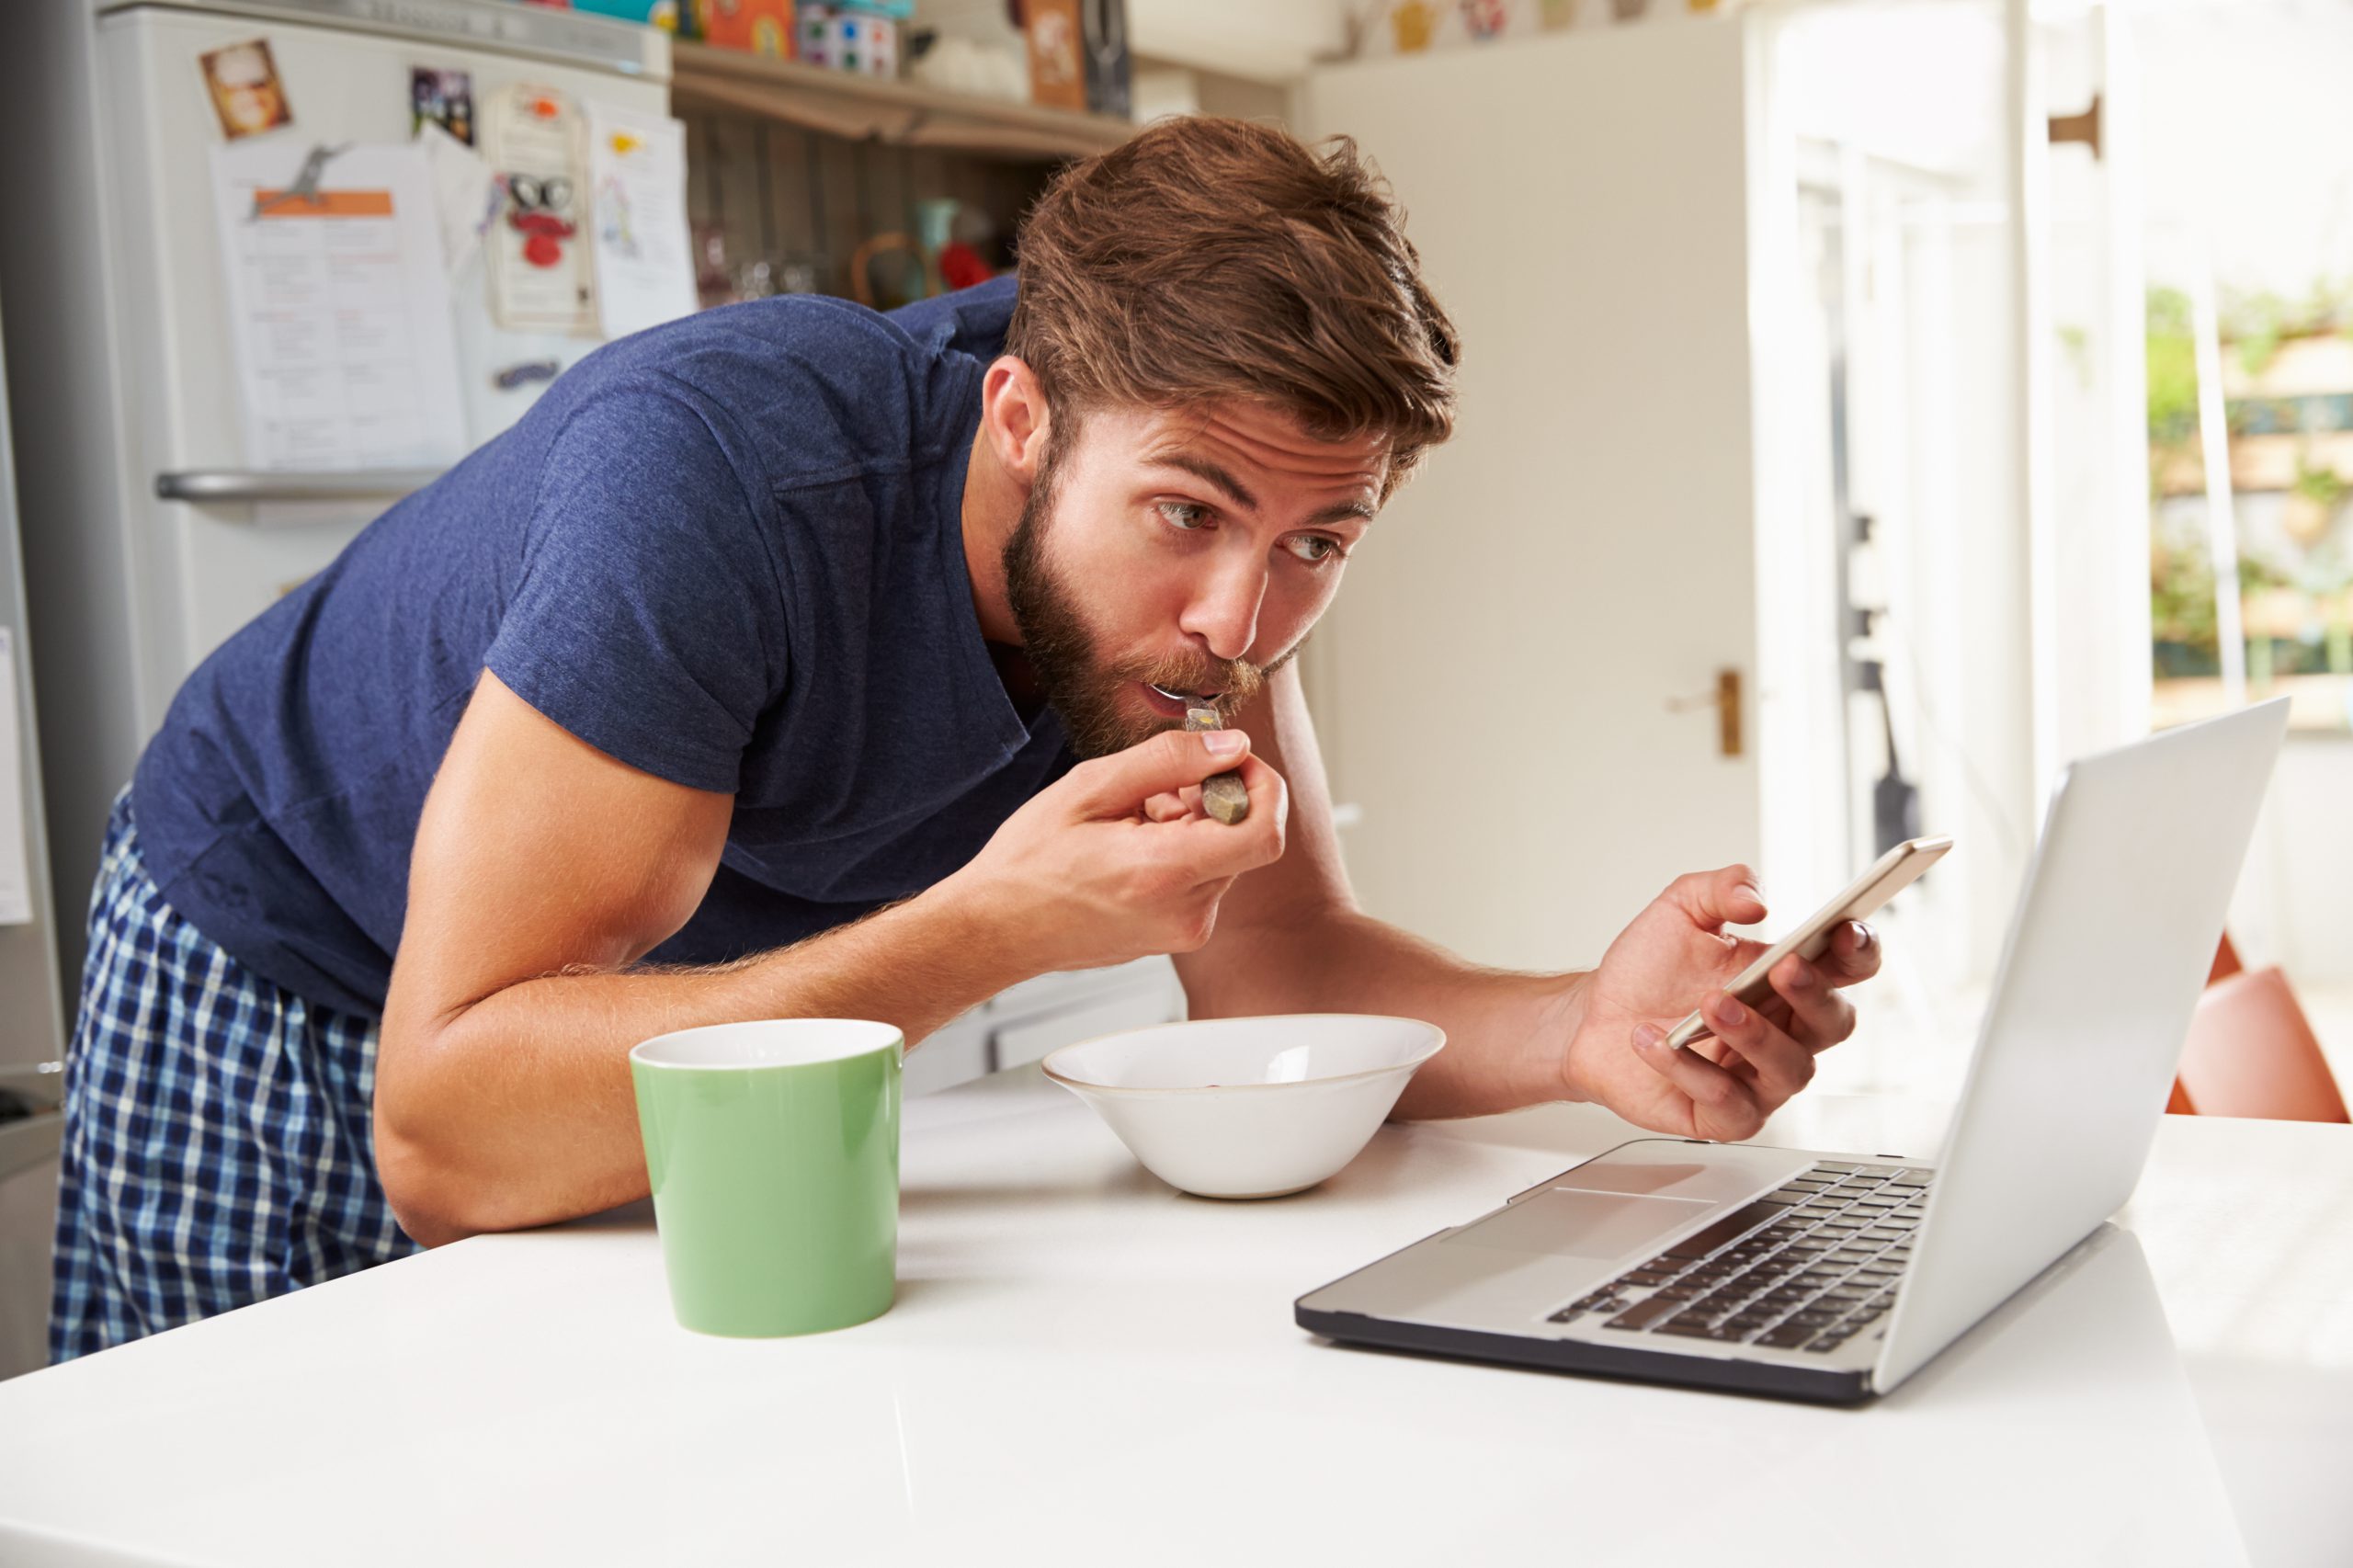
xmin=1182 ymin=905 xmax=1586 ymax=1120
xmin=376 ymin=877 xmax=1028 ymax=1244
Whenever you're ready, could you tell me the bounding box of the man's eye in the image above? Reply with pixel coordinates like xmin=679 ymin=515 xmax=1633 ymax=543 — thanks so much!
xmin=1156 ymin=501 xmax=1211 ymax=531
xmin=1284 ymin=534 xmax=1346 ymax=564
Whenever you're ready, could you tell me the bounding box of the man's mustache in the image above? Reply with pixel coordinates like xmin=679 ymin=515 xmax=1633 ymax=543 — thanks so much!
xmin=1122 ymin=652 xmax=1269 ymax=719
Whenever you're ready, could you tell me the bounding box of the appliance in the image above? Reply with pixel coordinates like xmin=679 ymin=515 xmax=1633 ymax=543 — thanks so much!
xmin=0 ymin=286 xmax=69 ymax=1382
xmin=1297 ymin=699 xmax=2290 ymax=1403
xmin=0 ymin=0 xmax=670 ymax=981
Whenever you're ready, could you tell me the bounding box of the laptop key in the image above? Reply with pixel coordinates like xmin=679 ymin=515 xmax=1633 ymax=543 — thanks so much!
xmin=1655 ymin=1319 xmax=1722 ymax=1339
xmin=1813 ymin=1162 xmax=1859 ymax=1174
xmin=1890 ymin=1171 xmax=1933 ymax=1187
xmin=1603 ymin=1296 xmax=1686 ymax=1331
xmin=1660 ymin=1199 xmax=1798 ymax=1260
xmin=1759 ymin=1323 xmax=1818 ymax=1348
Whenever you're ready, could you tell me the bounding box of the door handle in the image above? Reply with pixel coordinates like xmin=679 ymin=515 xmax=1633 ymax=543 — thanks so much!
xmin=1666 ymin=667 xmax=1744 ymax=757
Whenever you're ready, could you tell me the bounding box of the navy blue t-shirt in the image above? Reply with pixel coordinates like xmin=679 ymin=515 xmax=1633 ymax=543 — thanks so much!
xmin=131 ymin=276 xmax=1069 ymax=1018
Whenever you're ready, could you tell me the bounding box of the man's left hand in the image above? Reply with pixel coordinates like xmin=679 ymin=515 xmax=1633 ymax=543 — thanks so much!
xmin=1557 ymin=866 xmax=1881 ymax=1141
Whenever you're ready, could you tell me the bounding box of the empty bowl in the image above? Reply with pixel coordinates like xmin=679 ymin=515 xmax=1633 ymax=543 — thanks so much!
xmin=1040 ymin=1015 xmax=1447 ymax=1199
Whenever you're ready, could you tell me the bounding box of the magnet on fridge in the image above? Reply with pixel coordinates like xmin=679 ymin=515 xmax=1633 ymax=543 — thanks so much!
xmin=494 ymin=359 xmax=562 ymax=391
xmin=412 ymin=67 xmax=475 ymax=145
xmin=506 ymin=173 xmax=578 ymax=267
xmin=200 ymin=38 xmax=293 ymax=140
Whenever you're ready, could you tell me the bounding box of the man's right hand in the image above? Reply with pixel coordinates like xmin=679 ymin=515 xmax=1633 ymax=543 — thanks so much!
xmin=940 ymin=727 xmax=1290 ymax=973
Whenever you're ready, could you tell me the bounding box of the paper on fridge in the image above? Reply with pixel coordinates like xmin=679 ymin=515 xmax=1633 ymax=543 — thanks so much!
xmin=417 ymin=120 xmax=498 ymax=278
xmin=209 ymin=141 xmax=467 ymax=472
xmin=0 ymin=629 xmax=32 ymax=926
xmin=585 ymin=102 xmax=697 ymax=342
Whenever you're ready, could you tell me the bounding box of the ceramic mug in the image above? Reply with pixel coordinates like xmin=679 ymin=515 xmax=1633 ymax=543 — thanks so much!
xmin=630 ymin=1018 xmax=902 ymax=1337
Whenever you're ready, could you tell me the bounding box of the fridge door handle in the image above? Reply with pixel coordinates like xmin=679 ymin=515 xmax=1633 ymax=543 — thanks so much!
xmin=154 ymin=469 xmax=444 ymax=505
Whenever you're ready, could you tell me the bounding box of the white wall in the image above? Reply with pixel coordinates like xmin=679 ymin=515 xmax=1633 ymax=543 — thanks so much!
xmin=1302 ymin=19 xmax=1767 ymax=972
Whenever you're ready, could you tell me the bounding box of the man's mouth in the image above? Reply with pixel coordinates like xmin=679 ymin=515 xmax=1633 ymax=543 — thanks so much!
xmin=1141 ymin=681 xmax=1223 ymax=719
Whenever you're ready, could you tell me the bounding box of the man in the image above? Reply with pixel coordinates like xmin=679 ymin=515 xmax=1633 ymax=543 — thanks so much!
xmin=51 ymin=118 xmax=1878 ymax=1360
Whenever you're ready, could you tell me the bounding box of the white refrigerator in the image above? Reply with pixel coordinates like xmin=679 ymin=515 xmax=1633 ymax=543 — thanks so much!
xmin=0 ymin=1 xmax=671 ymax=1374
xmin=0 ymin=0 xmax=672 ymax=983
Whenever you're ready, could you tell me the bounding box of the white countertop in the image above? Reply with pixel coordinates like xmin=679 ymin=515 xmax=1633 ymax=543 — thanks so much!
xmin=2 ymin=1065 xmax=2348 ymax=1568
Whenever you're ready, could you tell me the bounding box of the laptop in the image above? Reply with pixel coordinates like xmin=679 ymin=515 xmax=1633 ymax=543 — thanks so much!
xmin=1296 ymin=699 xmax=2290 ymax=1403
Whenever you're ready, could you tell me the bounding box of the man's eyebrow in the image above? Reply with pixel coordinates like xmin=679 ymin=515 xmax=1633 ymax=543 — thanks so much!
xmin=1144 ymin=449 xmax=1258 ymax=511
xmin=1144 ymin=449 xmax=1378 ymax=527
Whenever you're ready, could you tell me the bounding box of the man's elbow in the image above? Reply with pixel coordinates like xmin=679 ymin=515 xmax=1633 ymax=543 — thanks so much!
xmin=374 ymin=1122 xmax=482 ymax=1249
xmin=372 ymin=1025 xmax=504 ymax=1248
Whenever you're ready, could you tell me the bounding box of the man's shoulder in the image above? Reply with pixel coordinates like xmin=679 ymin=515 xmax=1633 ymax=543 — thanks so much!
xmin=563 ymin=287 xmax=1001 ymax=492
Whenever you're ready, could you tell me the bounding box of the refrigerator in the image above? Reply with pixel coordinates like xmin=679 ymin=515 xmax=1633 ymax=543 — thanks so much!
xmin=0 ymin=287 xmax=68 ymax=1383
xmin=0 ymin=0 xmax=669 ymax=1375
xmin=0 ymin=0 xmax=673 ymax=991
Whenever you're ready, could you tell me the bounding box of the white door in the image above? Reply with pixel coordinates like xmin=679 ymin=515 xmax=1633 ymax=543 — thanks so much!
xmin=1299 ymin=19 xmax=1778 ymax=971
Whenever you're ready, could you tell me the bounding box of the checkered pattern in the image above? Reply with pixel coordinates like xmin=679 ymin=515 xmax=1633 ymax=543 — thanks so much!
xmin=49 ymin=792 xmax=418 ymax=1362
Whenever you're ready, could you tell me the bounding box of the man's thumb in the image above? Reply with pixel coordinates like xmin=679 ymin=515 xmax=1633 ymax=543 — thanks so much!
xmin=1072 ymin=727 xmax=1251 ymax=814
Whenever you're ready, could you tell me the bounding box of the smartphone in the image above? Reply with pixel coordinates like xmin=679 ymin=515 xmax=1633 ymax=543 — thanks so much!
xmin=1664 ymin=835 xmax=1953 ymax=1051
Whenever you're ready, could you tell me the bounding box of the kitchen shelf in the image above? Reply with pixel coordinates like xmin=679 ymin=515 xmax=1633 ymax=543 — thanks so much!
xmin=669 ymin=40 xmax=1133 ymax=161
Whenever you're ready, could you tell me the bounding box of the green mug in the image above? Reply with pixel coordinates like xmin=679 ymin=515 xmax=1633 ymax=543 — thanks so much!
xmin=630 ymin=1018 xmax=903 ymax=1337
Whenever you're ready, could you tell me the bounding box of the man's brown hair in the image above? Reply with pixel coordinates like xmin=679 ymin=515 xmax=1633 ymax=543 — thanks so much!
xmin=1005 ymin=116 xmax=1459 ymax=496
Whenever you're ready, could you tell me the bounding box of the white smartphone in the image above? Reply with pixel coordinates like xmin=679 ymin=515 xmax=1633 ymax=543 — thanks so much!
xmin=1664 ymin=835 xmax=1953 ymax=1051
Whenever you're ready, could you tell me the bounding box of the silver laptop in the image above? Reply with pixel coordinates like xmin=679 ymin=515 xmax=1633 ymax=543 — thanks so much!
xmin=1296 ymin=700 xmax=2290 ymax=1403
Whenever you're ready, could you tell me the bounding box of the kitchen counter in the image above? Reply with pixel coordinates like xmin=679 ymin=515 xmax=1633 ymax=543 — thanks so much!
xmin=0 ymin=1065 xmax=2347 ymax=1567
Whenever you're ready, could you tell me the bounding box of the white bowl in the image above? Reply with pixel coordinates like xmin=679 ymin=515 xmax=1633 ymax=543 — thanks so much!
xmin=1040 ymin=1015 xmax=1448 ymax=1199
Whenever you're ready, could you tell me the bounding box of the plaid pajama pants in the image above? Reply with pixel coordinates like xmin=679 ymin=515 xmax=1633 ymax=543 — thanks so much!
xmin=49 ymin=791 xmax=419 ymax=1362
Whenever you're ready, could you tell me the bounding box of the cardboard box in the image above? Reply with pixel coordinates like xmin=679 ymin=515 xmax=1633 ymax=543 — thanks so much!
xmin=699 ymin=0 xmax=795 ymax=57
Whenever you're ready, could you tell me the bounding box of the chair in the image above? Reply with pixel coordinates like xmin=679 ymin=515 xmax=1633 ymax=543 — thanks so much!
xmin=2172 ymin=963 xmax=2350 ymax=1123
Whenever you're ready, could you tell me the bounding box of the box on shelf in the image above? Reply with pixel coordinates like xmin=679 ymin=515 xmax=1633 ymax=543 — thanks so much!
xmin=798 ymin=4 xmax=900 ymax=76
xmin=699 ymin=0 xmax=796 ymax=56
xmin=1023 ymin=0 xmax=1085 ymax=111
xmin=569 ymin=0 xmax=686 ymax=26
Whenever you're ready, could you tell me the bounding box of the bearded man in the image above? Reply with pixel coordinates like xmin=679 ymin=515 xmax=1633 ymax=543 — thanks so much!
xmin=50 ymin=117 xmax=1880 ymax=1360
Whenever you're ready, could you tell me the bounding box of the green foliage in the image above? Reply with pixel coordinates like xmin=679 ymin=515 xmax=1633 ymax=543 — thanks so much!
xmin=2146 ymin=286 xmax=2200 ymax=464
xmin=2292 ymin=450 xmax=2350 ymax=508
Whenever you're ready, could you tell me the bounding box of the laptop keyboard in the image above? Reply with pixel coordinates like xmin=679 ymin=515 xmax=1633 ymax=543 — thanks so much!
xmin=1545 ymin=1161 xmax=1934 ymax=1355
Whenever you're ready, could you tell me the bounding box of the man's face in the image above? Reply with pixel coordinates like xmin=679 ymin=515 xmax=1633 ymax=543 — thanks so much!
xmin=1004 ymin=403 xmax=1389 ymax=758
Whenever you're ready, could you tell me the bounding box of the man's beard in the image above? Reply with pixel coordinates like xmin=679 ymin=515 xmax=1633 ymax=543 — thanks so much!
xmin=1001 ymin=456 xmax=1294 ymax=760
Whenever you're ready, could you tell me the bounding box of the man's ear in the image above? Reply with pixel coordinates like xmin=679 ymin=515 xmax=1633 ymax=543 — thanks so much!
xmin=980 ymin=355 xmax=1053 ymax=486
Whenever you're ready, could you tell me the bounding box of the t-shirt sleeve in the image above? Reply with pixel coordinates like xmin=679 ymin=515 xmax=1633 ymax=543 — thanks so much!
xmin=483 ymin=381 xmax=785 ymax=794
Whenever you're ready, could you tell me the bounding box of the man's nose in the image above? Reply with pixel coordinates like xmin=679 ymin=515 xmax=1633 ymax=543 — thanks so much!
xmin=1180 ymin=555 xmax=1267 ymax=664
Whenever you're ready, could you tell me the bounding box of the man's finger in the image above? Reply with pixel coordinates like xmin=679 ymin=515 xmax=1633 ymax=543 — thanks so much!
xmin=1814 ymin=921 xmax=1881 ymax=988
xmin=1142 ymin=790 xmax=1190 ymax=823
xmin=1768 ymin=955 xmax=1857 ymax=1052
xmin=1156 ymin=755 xmax=1288 ymax=880
xmin=1664 ymin=865 xmax=1768 ymax=936
xmin=1069 ymin=728 xmax=1253 ymax=816
xmin=1632 ymin=1021 xmax=1765 ymax=1137
xmin=1701 ymin=991 xmax=1816 ymax=1103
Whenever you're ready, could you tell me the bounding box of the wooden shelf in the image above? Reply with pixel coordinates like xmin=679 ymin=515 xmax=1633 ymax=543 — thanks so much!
xmin=669 ymin=41 xmax=1133 ymax=162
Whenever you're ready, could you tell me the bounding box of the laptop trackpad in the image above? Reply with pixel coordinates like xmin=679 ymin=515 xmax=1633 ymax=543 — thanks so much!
xmin=1445 ymin=1188 xmax=1714 ymax=1261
